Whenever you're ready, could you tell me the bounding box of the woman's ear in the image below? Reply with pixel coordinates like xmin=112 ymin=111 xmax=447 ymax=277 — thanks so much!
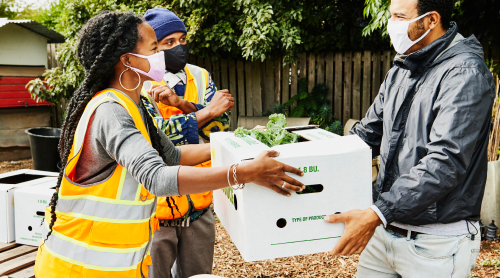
xmin=120 ymin=54 xmax=131 ymax=67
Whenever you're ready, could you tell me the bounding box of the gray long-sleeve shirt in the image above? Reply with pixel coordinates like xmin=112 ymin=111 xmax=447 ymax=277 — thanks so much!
xmin=72 ymin=93 xmax=181 ymax=197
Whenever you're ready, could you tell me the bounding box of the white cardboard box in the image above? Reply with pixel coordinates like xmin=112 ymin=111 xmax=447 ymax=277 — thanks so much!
xmin=211 ymin=128 xmax=372 ymax=261
xmin=0 ymin=169 xmax=58 ymax=243
xmin=15 ymin=180 xmax=57 ymax=246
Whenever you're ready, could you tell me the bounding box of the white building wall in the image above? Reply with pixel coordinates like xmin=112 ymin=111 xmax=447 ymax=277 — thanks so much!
xmin=0 ymin=24 xmax=48 ymax=67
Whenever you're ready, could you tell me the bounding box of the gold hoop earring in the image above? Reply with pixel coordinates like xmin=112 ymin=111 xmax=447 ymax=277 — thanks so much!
xmin=119 ymin=68 xmax=141 ymax=91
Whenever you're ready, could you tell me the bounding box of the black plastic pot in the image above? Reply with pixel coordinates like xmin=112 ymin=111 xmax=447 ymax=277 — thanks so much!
xmin=25 ymin=127 xmax=61 ymax=172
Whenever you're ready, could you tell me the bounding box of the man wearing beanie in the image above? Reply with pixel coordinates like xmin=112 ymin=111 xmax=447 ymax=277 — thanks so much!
xmin=141 ymin=8 xmax=234 ymax=278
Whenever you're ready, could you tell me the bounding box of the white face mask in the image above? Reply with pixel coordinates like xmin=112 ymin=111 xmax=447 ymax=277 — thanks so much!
xmin=387 ymin=12 xmax=431 ymax=54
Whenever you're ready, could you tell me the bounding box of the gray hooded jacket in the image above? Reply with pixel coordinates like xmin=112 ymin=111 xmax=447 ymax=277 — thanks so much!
xmin=350 ymin=22 xmax=496 ymax=226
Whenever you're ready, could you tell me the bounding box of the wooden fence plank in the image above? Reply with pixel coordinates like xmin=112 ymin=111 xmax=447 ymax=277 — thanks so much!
xmin=8 ymin=265 xmax=35 ymax=278
xmin=274 ymin=57 xmax=281 ymax=104
xmin=188 ymin=51 xmax=392 ymax=121
xmin=220 ymin=59 xmax=228 ymax=90
xmin=362 ymin=50 xmax=372 ymax=117
xmin=244 ymin=61 xmax=253 ymax=116
xmin=197 ymin=56 xmax=205 ymax=69
xmin=382 ymin=50 xmax=392 ymax=79
xmin=212 ymin=58 xmax=221 ymax=88
xmin=0 ymin=246 xmax=37 ymax=264
xmin=0 ymin=244 xmax=17 ymax=253
xmin=308 ymin=53 xmax=315 ymax=92
xmin=228 ymin=60 xmax=238 ymax=130
xmin=262 ymin=59 xmax=274 ymax=113
xmin=251 ymin=61 xmax=262 ymax=116
xmin=290 ymin=63 xmax=298 ymax=109
xmin=237 ymin=60 xmax=246 ymax=117
xmin=282 ymin=63 xmax=290 ymax=104
xmin=317 ymin=54 xmax=325 ymax=85
xmin=372 ymin=51 xmax=381 ymax=102
xmin=300 ymin=52 xmax=307 ymax=80
xmin=343 ymin=52 xmax=353 ymax=124
xmin=325 ymin=52 xmax=334 ymax=108
xmin=204 ymin=58 xmax=212 ymax=82
xmin=352 ymin=52 xmax=362 ymax=120
xmin=334 ymin=52 xmax=343 ymax=121
xmin=0 ymin=252 xmax=36 ymax=276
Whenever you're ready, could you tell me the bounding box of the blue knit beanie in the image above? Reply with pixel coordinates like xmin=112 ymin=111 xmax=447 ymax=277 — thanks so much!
xmin=143 ymin=8 xmax=187 ymax=41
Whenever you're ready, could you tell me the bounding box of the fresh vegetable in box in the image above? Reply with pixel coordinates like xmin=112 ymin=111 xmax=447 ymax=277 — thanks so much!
xmin=235 ymin=114 xmax=300 ymax=147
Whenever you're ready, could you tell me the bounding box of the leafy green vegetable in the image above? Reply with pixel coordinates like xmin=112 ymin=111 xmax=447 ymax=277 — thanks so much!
xmin=235 ymin=114 xmax=300 ymax=147
xmin=328 ymin=120 xmax=344 ymax=136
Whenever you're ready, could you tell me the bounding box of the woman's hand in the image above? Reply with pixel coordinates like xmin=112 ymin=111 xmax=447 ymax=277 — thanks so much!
xmin=238 ymin=150 xmax=305 ymax=196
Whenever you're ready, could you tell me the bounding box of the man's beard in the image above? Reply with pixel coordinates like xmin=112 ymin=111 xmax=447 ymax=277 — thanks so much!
xmin=408 ymin=18 xmax=427 ymax=41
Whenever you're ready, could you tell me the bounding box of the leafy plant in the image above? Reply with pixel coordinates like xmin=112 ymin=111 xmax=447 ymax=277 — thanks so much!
xmin=263 ymin=103 xmax=287 ymax=117
xmin=0 ymin=0 xmax=39 ymax=19
xmin=27 ymin=39 xmax=84 ymax=104
xmin=27 ymin=0 xmax=391 ymax=105
xmin=283 ymin=78 xmax=342 ymax=135
xmin=362 ymin=0 xmax=390 ymax=38
xmin=235 ymin=113 xmax=299 ymax=147
xmin=328 ymin=121 xmax=344 ymax=136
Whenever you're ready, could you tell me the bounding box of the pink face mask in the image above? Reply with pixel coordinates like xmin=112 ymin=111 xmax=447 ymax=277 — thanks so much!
xmin=125 ymin=51 xmax=165 ymax=82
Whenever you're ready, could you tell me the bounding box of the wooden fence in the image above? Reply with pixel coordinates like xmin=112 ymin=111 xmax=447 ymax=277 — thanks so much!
xmin=188 ymin=50 xmax=395 ymax=128
xmin=46 ymin=45 xmax=396 ymax=128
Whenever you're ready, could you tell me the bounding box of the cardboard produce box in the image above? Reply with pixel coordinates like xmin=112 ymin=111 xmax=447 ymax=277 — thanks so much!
xmin=0 ymin=169 xmax=58 ymax=243
xmin=211 ymin=127 xmax=372 ymax=261
xmin=15 ymin=180 xmax=57 ymax=246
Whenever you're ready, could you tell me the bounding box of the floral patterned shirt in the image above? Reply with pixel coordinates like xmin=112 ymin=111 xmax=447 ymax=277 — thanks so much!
xmin=142 ymin=70 xmax=229 ymax=146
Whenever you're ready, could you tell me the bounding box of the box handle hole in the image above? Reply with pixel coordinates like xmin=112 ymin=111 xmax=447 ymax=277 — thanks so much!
xmin=233 ymin=194 xmax=238 ymax=210
xmin=36 ymin=211 xmax=45 ymax=216
xmin=296 ymin=184 xmax=324 ymax=195
xmin=277 ymin=218 xmax=287 ymax=228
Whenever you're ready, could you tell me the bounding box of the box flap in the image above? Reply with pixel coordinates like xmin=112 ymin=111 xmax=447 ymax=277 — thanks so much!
xmin=211 ymin=132 xmax=270 ymax=161
xmin=292 ymin=128 xmax=340 ymax=141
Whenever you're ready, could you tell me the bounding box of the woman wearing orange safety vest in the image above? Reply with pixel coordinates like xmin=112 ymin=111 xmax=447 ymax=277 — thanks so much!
xmin=34 ymin=11 xmax=305 ymax=278
xmin=139 ymin=8 xmax=234 ymax=278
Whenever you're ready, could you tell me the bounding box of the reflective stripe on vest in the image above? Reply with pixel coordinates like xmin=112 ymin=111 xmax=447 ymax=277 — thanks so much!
xmin=35 ymin=89 xmax=157 ymax=278
xmin=41 ymin=223 xmax=149 ymax=270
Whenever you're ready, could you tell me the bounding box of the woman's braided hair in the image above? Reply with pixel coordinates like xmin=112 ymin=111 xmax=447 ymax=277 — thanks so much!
xmin=44 ymin=10 xmax=175 ymax=242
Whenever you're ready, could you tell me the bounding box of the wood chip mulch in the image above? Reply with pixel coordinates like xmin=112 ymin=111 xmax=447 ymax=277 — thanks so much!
xmin=1 ymin=159 xmax=499 ymax=277
xmin=213 ymin=216 xmax=500 ymax=278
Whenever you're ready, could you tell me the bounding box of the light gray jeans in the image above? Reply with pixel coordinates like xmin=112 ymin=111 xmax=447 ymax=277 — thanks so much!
xmin=150 ymin=209 xmax=216 ymax=278
xmin=357 ymin=225 xmax=481 ymax=278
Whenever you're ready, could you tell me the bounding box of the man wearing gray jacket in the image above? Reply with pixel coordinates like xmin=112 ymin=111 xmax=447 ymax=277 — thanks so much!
xmin=324 ymin=0 xmax=496 ymax=276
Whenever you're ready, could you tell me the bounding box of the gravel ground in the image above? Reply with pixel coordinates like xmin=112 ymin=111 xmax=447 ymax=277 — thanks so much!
xmin=0 ymin=159 xmax=35 ymax=174
xmin=2 ymin=159 xmax=499 ymax=277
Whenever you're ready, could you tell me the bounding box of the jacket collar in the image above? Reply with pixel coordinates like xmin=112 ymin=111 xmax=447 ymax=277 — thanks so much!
xmin=394 ymin=22 xmax=458 ymax=75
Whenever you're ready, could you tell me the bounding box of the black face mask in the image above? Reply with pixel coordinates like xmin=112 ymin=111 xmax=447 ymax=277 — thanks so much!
xmin=163 ymin=44 xmax=189 ymax=73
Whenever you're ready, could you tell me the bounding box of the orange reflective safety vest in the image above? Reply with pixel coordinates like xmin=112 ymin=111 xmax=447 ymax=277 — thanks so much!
xmin=35 ymin=89 xmax=158 ymax=278
xmin=142 ymin=64 xmax=212 ymax=220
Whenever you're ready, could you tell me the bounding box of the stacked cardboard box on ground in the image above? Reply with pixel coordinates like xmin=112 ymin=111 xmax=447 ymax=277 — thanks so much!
xmin=211 ymin=127 xmax=372 ymax=262
xmin=0 ymin=169 xmax=58 ymax=243
xmin=15 ymin=181 xmax=57 ymax=246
